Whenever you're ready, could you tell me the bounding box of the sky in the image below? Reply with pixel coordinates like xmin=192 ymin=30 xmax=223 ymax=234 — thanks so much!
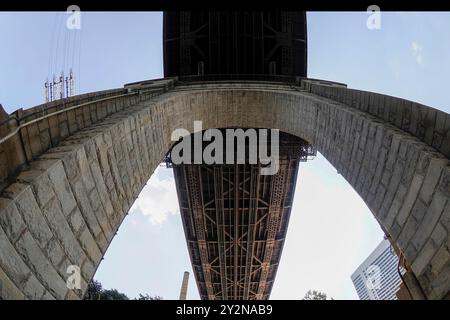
xmin=1 ymin=11 xmax=449 ymax=300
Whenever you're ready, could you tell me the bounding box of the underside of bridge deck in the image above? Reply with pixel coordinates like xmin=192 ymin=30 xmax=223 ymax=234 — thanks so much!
xmin=168 ymin=131 xmax=315 ymax=299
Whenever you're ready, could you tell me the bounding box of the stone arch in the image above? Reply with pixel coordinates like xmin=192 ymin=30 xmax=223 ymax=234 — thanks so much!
xmin=0 ymin=79 xmax=448 ymax=299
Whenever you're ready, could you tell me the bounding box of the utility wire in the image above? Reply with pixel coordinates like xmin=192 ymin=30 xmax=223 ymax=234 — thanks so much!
xmin=53 ymin=13 xmax=64 ymax=80
xmin=77 ymin=16 xmax=83 ymax=95
xmin=46 ymin=11 xmax=83 ymax=100
xmin=47 ymin=12 xmax=58 ymax=81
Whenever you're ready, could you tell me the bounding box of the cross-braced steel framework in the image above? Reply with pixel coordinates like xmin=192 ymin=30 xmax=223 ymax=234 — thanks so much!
xmin=163 ymin=11 xmax=307 ymax=78
xmin=169 ymin=131 xmax=315 ymax=300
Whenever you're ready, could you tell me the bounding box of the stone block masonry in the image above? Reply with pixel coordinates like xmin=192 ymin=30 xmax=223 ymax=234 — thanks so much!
xmin=0 ymin=78 xmax=448 ymax=299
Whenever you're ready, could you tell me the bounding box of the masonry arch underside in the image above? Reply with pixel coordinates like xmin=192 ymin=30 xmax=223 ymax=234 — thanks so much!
xmin=0 ymin=84 xmax=448 ymax=300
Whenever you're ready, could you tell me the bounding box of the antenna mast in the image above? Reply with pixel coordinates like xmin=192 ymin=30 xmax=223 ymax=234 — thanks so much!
xmin=59 ymin=71 xmax=64 ymax=99
xmin=44 ymin=79 xmax=49 ymax=102
xmin=45 ymin=70 xmax=75 ymax=102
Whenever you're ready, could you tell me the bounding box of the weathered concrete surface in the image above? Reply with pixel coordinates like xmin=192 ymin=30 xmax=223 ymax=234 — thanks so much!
xmin=0 ymin=79 xmax=448 ymax=299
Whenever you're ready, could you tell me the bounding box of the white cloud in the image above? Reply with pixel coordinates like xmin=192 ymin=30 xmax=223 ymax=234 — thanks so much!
xmin=411 ymin=41 xmax=423 ymax=65
xmin=129 ymin=167 xmax=179 ymax=225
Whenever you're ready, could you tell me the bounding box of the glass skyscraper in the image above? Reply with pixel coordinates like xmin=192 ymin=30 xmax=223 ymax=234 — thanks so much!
xmin=351 ymin=238 xmax=405 ymax=300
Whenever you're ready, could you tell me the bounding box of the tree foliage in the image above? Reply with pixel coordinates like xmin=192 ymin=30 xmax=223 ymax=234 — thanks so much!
xmin=302 ymin=290 xmax=334 ymax=300
xmin=83 ymin=279 xmax=162 ymax=300
xmin=136 ymin=293 xmax=163 ymax=300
